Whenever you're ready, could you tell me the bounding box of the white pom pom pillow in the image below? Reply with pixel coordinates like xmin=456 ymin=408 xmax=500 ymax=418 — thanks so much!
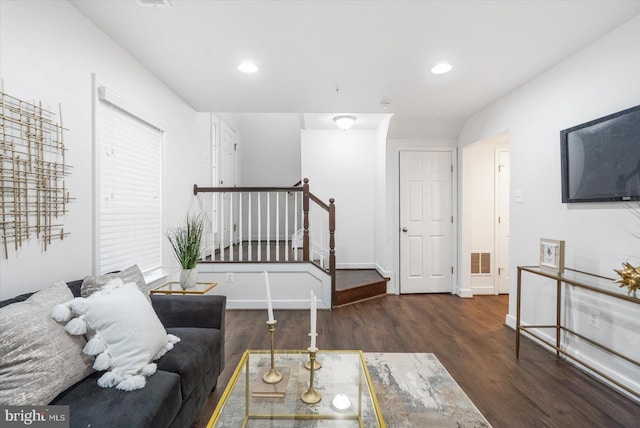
xmin=52 ymin=278 xmax=179 ymax=391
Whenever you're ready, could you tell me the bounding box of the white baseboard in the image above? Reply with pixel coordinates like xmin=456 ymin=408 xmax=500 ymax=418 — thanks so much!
xmin=505 ymin=313 xmax=640 ymax=403
xmin=505 ymin=313 xmax=516 ymax=330
xmin=471 ymin=286 xmax=496 ymax=295
xmin=375 ymin=264 xmax=396 ymax=294
xmin=457 ymin=287 xmax=473 ymax=298
xmin=336 ymin=262 xmax=377 ymax=269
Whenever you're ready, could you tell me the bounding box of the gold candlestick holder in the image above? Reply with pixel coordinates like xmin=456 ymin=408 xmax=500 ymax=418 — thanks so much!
xmin=301 ymin=348 xmax=322 ymax=404
xmin=262 ymin=321 xmax=283 ymax=384
xmin=304 ymin=334 xmax=322 ymax=370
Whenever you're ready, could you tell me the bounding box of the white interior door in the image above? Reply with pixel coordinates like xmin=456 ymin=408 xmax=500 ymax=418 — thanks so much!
xmin=495 ymin=149 xmax=510 ymax=294
xmin=400 ymin=151 xmax=453 ymax=294
xmin=220 ymin=121 xmax=236 ymax=247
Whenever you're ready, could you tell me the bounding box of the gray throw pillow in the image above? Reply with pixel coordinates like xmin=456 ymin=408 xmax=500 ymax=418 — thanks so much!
xmin=81 ymin=265 xmax=152 ymax=302
xmin=0 ymin=281 xmax=94 ymax=405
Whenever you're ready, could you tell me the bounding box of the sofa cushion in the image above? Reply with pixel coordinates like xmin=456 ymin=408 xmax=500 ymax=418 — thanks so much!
xmin=66 ymin=279 xmax=83 ymax=298
xmin=167 ymin=364 xmax=220 ymax=428
xmin=0 ymin=282 xmax=94 ymax=405
xmin=81 ymin=264 xmax=152 ymax=301
xmin=56 ymin=280 xmax=180 ymax=391
xmin=158 ymin=327 xmax=223 ymax=399
xmin=0 ymin=292 xmax=33 ymax=309
xmin=51 ymin=370 xmax=182 ymax=428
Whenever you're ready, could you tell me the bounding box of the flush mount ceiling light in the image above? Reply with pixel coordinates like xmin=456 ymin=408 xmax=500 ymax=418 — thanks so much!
xmin=431 ymin=62 xmax=453 ymax=75
xmin=333 ymin=115 xmax=357 ymax=130
xmin=238 ymin=61 xmax=258 ymax=73
xmin=137 ymin=0 xmax=172 ymax=7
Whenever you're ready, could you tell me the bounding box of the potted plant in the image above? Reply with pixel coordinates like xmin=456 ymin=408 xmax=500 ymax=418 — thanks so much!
xmin=167 ymin=213 xmax=205 ymax=289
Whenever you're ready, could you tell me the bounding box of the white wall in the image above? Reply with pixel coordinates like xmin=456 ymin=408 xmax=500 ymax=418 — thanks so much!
xmin=459 ymin=137 xmax=509 ymax=295
xmin=457 ymin=15 xmax=640 ymax=398
xmin=0 ymin=1 xmax=209 ymax=298
xmin=197 ymin=263 xmax=331 ymax=311
xmin=374 ymin=115 xmax=394 ymax=283
xmin=234 ymin=113 xmax=301 ymax=187
xmin=467 ymin=143 xmax=496 ymax=293
xmin=301 ymin=129 xmax=377 ymax=268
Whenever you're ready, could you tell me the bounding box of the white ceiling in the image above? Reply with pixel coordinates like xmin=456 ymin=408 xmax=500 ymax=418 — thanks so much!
xmin=70 ymin=0 xmax=640 ymax=135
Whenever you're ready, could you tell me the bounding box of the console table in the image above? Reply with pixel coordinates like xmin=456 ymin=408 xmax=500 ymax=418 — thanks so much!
xmin=516 ymin=266 xmax=639 ymax=399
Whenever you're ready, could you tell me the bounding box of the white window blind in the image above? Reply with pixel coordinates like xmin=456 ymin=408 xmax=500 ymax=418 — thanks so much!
xmin=96 ymin=93 xmax=163 ymax=274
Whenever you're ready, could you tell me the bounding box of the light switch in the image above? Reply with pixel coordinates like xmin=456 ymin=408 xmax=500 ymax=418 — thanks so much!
xmin=514 ymin=190 xmax=524 ymax=203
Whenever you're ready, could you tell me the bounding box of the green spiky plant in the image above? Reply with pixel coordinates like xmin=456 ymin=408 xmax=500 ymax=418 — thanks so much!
xmin=166 ymin=214 xmax=205 ymax=269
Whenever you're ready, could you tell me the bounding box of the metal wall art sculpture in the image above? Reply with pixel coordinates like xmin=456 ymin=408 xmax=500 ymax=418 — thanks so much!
xmin=0 ymin=90 xmax=72 ymax=259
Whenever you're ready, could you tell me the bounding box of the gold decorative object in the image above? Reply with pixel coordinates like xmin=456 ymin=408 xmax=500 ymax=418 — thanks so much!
xmin=0 ymin=89 xmax=72 ymax=259
xmin=301 ymin=348 xmax=322 ymax=404
xmin=262 ymin=321 xmax=282 ymax=384
xmin=304 ymin=357 xmax=322 ymax=370
xmin=614 ymin=262 xmax=640 ymax=298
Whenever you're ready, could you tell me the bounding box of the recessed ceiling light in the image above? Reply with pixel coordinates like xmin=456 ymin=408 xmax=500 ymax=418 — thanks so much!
xmin=431 ymin=62 xmax=452 ymax=75
xmin=238 ymin=61 xmax=258 ymax=74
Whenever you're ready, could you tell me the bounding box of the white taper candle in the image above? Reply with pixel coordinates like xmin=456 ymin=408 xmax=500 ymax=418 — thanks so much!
xmin=310 ymin=290 xmax=317 ymax=349
xmin=265 ymin=271 xmax=274 ymax=323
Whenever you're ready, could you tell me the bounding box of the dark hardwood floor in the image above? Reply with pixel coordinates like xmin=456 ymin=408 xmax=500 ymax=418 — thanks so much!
xmin=193 ymin=294 xmax=639 ymax=427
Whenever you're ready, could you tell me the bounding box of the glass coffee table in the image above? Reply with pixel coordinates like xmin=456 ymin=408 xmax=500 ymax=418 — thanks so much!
xmin=207 ymin=350 xmax=385 ymax=427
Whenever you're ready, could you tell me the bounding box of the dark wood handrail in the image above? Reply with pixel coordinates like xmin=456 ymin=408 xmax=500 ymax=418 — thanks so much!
xmin=192 ymin=178 xmax=337 ymax=306
xmin=309 ymin=193 xmax=329 ymax=211
xmin=194 ymin=184 xmax=302 ymax=195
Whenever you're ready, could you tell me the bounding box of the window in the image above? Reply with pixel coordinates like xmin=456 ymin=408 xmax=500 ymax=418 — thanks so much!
xmin=95 ymin=86 xmax=163 ymax=274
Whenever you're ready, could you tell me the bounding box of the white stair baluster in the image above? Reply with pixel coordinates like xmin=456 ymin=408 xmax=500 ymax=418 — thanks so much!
xmin=258 ymin=192 xmax=262 ymax=261
xmin=248 ymin=192 xmax=252 ymax=261
xmin=238 ymin=192 xmax=243 ymax=261
xmin=219 ymin=192 xmax=224 ymax=261
xmin=309 ymin=206 xmax=313 ymax=262
xmin=266 ymin=192 xmax=271 ymax=261
xmin=320 ymin=208 xmax=325 ymax=268
xmin=229 ymin=193 xmax=234 ymax=261
xmin=285 ymin=192 xmax=289 ymax=262
xmin=276 ymin=192 xmax=280 ymax=261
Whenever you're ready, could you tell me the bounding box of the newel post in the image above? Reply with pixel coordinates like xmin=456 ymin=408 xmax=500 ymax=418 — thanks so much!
xmin=329 ymin=198 xmax=336 ymax=307
xmin=303 ymin=178 xmax=310 ymax=262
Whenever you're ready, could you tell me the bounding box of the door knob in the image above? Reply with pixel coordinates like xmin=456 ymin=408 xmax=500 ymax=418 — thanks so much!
xmin=402 ymin=227 xmax=408 ymax=232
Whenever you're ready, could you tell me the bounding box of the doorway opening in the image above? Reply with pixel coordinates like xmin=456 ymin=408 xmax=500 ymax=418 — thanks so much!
xmin=461 ymin=131 xmax=510 ymax=296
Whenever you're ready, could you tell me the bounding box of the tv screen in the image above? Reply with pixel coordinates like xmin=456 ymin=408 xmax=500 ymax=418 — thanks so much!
xmin=560 ymin=105 xmax=640 ymax=203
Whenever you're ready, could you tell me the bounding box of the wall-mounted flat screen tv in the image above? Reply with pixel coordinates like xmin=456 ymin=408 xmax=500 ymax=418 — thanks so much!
xmin=560 ymin=105 xmax=640 ymax=203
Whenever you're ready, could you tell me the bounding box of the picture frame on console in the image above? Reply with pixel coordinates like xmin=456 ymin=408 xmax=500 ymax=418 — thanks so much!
xmin=539 ymin=238 xmax=565 ymax=275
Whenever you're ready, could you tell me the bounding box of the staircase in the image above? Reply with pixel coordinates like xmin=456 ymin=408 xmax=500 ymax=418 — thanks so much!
xmin=192 ymin=178 xmax=388 ymax=307
xmin=335 ymin=269 xmax=389 ymax=306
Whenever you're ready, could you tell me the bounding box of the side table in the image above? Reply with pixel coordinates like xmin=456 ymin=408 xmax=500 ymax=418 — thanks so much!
xmin=150 ymin=281 xmax=217 ymax=295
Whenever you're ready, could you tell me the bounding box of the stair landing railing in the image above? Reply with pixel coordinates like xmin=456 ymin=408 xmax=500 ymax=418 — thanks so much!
xmin=193 ymin=178 xmax=336 ymax=304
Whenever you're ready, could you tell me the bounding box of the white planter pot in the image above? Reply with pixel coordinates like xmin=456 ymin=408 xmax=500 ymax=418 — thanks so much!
xmin=180 ymin=268 xmax=197 ymax=289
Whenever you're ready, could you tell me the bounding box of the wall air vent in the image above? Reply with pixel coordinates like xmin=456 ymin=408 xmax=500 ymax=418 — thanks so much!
xmin=137 ymin=0 xmax=173 ymax=7
xmin=471 ymin=253 xmax=491 ymax=275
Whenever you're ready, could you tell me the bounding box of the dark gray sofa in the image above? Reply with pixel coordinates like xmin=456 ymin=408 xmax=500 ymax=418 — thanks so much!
xmin=0 ymin=279 xmax=226 ymax=428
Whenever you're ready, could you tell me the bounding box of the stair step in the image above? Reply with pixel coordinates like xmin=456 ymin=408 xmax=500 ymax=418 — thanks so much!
xmin=335 ymin=269 xmax=388 ymax=306
xmin=335 ymin=269 xmax=387 ymax=291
